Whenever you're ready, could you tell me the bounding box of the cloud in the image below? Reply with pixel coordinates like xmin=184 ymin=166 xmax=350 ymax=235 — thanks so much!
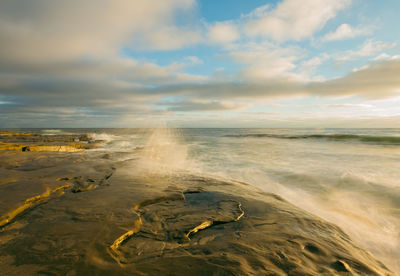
xmin=227 ymin=42 xmax=305 ymax=81
xmin=134 ymin=26 xmax=202 ymax=51
xmin=184 ymin=56 xmax=204 ymax=65
xmin=1 ymin=0 xmax=399 ymax=128
xmin=298 ymin=55 xmax=329 ymax=80
xmin=372 ymin=53 xmax=400 ymax=62
xmin=241 ymin=4 xmax=271 ymax=19
xmin=157 ymin=59 xmax=400 ymax=100
xmin=208 ymin=22 xmax=239 ymax=44
xmin=1 ymin=59 xmax=400 ymax=127
xmin=0 ymin=56 xmax=207 ymax=88
xmin=336 ymin=39 xmax=397 ymax=62
xmin=308 ymin=60 xmax=400 ymax=99
xmin=318 ymin=103 xmax=374 ymax=108
xmin=245 ymin=0 xmax=351 ymax=41
xmin=162 ymin=99 xmax=251 ymax=112
xmin=373 ymin=53 xmax=392 ymax=61
xmin=0 ymin=0 xmax=196 ymax=64
xmin=323 ymin=24 xmax=372 ymax=41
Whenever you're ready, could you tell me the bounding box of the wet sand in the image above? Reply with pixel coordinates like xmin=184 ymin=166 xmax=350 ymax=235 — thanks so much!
xmin=0 ymin=133 xmax=395 ymax=275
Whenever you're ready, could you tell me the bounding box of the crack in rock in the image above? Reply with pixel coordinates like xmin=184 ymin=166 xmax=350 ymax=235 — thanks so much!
xmin=108 ymin=190 xmax=245 ymax=265
xmin=186 ymin=201 xmax=244 ymax=240
xmin=1 ymin=169 xmax=116 ymax=228
xmin=0 ymin=184 xmax=72 ymax=228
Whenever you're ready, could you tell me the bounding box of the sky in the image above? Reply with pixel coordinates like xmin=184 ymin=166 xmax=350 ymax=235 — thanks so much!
xmin=0 ymin=0 xmax=400 ymax=128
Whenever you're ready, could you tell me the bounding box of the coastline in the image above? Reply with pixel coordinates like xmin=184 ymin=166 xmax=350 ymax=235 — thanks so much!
xmin=0 ymin=131 xmax=396 ymax=275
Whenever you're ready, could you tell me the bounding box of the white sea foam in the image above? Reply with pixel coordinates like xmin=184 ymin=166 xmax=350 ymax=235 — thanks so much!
xmin=88 ymin=133 xmax=119 ymax=141
xmin=41 ymin=129 xmax=71 ymax=135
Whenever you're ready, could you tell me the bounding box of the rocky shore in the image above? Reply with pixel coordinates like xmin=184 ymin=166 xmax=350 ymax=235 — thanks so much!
xmin=0 ymin=131 xmax=395 ymax=275
xmin=0 ymin=131 xmax=101 ymax=152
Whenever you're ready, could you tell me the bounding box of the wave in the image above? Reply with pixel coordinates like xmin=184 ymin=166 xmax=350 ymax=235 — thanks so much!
xmin=88 ymin=133 xmax=119 ymax=142
xmin=224 ymin=133 xmax=400 ymax=145
xmin=41 ymin=129 xmax=73 ymax=135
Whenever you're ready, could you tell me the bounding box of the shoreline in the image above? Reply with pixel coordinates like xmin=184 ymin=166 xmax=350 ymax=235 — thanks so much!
xmin=0 ymin=131 xmax=396 ymax=275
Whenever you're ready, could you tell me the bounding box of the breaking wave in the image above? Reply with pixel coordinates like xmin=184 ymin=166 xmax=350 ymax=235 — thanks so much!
xmin=88 ymin=133 xmax=120 ymax=142
xmin=224 ymin=133 xmax=400 ymax=145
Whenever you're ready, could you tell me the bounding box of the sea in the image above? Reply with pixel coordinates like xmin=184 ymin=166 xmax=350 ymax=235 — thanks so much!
xmin=9 ymin=127 xmax=400 ymax=273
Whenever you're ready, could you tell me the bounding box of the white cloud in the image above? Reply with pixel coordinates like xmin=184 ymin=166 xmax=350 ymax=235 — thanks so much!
xmin=298 ymin=55 xmax=329 ymax=80
xmin=319 ymin=103 xmax=374 ymax=108
xmin=162 ymin=99 xmax=251 ymax=112
xmin=157 ymin=59 xmax=400 ymax=101
xmin=137 ymin=26 xmax=202 ymax=50
xmin=0 ymin=56 xmax=207 ymax=86
xmin=311 ymin=59 xmax=400 ymax=99
xmin=373 ymin=53 xmax=392 ymax=61
xmin=208 ymin=22 xmax=239 ymax=44
xmin=323 ymin=24 xmax=372 ymax=41
xmin=336 ymin=39 xmax=397 ymax=62
xmin=0 ymin=0 xmax=197 ymax=64
xmin=241 ymin=4 xmax=270 ymax=19
xmin=372 ymin=53 xmax=400 ymax=62
xmin=2 ymin=59 xmax=400 ymax=126
xmin=1 ymin=0 xmax=400 ymax=128
xmin=227 ymin=42 xmax=305 ymax=81
xmin=245 ymin=0 xmax=351 ymax=41
xmin=184 ymin=56 xmax=203 ymax=65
